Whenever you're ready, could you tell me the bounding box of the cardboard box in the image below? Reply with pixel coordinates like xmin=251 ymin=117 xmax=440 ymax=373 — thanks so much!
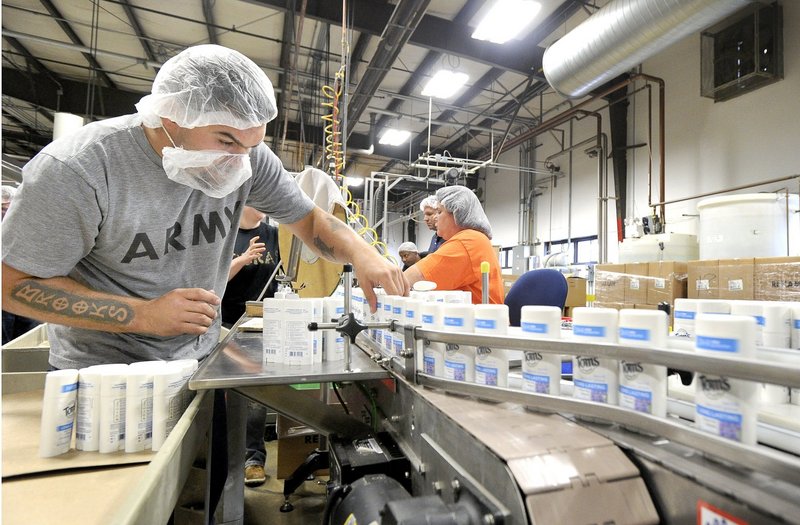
xmin=503 ymin=273 xmax=520 ymax=296
xmin=687 ymin=259 xmax=719 ymax=299
xmin=565 ymin=277 xmax=587 ymax=307
xmin=718 ymin=258 xmax=755 ymax=300
xmin=593 ymin=301 xmax=634 ymax=311
xmin=647 ymin=261 xmax=688 ymax=305
xmin=754 ymin=256 xmax=800 ymax=302
xmin=594 ymin=264 xmax=626 ymax=304
xmin=276 ymin=433 xmax=328 ymax=479
xmin=624 ymin=263 xmax=649 ymax=305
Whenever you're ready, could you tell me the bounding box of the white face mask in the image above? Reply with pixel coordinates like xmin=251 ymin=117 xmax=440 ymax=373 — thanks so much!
xmin=161 ymin=127 xmax=253 ymax=198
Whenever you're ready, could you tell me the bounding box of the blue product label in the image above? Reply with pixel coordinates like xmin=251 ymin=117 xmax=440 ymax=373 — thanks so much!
xmin=393 ymin=307 xmax=402 ymax=315
xmin=696 ymin=335 xmax=739 ymax=353
xmin=336 ymin=307 xmax=344 ymax=315
xmin=574 ymin=379 xmax=609 ymax=392
xmin=384 ymin=304 xmax=391 ymax=312
xmin=620 ymin=385 xmax=652 ymax=400
xmin=57 ymin=422 xmax=74 ymax=432
xmin=444 ymin=316 xmax=465 ymax=328
xmin=423 ymin=356 xmax=435 ymax=375
xmin=754 ymin=315 xmax=765 ymax=326
xmin=406 ymin=310 xmax=415 ymax=319
xmin=674 ymin=310 xmax=695 ymax=320
xmin=794 ymin=319 xmax=800 ymax=329
xmin=422 ymin=314 xmax=434 ymax=324
xmin=61 ymin=382 xmax=78 ymax=393
xmin=696 ymin=404 xmax=743 ymax=424
xmin=573 ymin=325 xmax=606 ymax=338
xmin=619 ymin=327 xmax=650 ymax=341
xmin=445 ymin=360 xmax=466 ymax=381
xmin=393 ymin=339 xmax=403 ymax=355
xmin=475 ymin=319 xmax=496 ymax=330
xmin=476 ymin=365 xmax=498 ymax=386
xmin=521 ymin=321 xmax=548 ymax=334
xmin=522 ymin=372 xmax=551 ymax=393
xmin=575 ymin=379 xmax=609 ymax=402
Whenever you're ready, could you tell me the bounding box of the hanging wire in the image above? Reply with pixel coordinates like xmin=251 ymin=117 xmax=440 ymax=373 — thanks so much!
xmin=85 ymin=0 xmax=102 ymax=120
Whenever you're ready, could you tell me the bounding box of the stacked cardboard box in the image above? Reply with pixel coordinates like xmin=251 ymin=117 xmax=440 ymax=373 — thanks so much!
xmin=754 ymin=256 xmax=800 ymax=301
xmin=685 ymin=257 xmax=799 ymax=302
xmin=592 ymin=261 xmax=688 ymax=326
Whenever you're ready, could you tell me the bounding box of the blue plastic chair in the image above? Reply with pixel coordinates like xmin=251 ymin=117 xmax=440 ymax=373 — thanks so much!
xmin=504 ymin=269 xmax=568 ymax=327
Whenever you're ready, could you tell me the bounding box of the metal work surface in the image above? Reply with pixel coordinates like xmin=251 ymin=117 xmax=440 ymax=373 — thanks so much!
xmin=189 ymin=328 xmax=390 ymax=391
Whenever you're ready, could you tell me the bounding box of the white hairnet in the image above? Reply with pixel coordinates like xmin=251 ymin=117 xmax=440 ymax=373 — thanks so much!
xmin=136 ymin=45 xmax=277 ymax=130
xmin=436 ymin=185 xmax=492 ymax=239
xmin=1 ymin=185 xmax=17 ymax=202
xmin=398 ymin=242 xmax=418 ymax=253
xmin=419 ymin=195 xmax=438 ymax=211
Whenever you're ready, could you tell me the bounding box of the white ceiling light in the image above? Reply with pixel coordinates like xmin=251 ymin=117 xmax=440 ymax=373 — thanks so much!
xmin=421 ymin=70 xmax=469 ymax=99
xmin=472 ymin=0 xmax=542 ymax=44
xmin=344 ymin=177 xmax=364 ymax=187
xmin=379 ymin=129 xmax=411 ymax=146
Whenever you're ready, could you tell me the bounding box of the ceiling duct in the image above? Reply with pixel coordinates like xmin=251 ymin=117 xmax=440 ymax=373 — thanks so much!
xmin=542 ymin=0 xmax=755 ymax=98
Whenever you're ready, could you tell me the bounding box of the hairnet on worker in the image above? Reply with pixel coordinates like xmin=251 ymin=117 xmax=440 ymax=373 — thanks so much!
xmin=398 ymin=242 xmax=418 ymax=253
xmin=419 ymin=195 xmax=438 ymax=211
xmin=436 ymin=186 xmax=492 ymax=239
xmin=136 ymin=44 xmax=277 ymax=130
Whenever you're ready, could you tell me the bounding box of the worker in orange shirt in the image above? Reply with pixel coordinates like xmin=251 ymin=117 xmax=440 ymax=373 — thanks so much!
xmin=404 ymin=185 xmax=503 ymax=304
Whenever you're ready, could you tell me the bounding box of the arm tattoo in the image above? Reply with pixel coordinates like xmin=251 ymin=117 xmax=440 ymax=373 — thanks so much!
xmin=12 ymin=280 xmax=134 ymax=326
xmin=313 ymin=236 xmax=336 ymax=260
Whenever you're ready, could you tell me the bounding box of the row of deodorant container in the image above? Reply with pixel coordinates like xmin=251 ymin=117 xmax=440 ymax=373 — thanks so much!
xmin=673 ymin=298 xmax=800 ymax=349
xmin=262 ymin=293 xmax=347 ymax=365
xmin=39 ymin=359 xmax=198 ymax=458
xmin=368 ymin=294 xmax=779 ymax=447
xmin=572 ymin=306 xmax=780 ymax=446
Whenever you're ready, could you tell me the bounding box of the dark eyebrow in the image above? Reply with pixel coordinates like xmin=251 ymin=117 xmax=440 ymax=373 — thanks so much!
xmin=216 ymin=131 xmax=263 ymax=149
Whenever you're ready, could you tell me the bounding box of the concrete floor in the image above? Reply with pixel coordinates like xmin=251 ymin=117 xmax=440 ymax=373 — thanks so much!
xmin=243 ymin=440 xmax=328 ymax=525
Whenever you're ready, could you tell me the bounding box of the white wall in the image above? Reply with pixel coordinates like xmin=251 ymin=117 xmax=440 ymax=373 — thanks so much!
xmin=482 ymin=1 xmax=800 ymax=263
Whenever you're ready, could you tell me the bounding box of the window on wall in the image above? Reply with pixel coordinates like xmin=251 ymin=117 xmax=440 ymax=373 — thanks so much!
xmin=544 ymin=236 xmax=598 ymax=265
xmin=499 ymin=247 xmax=513 ymax=269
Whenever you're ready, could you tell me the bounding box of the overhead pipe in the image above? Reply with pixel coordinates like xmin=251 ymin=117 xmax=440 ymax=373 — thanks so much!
xmin=487 ymin=74 xmax=666 ymax=224
xmin=542 ymin=0 xmax=754 ymax=99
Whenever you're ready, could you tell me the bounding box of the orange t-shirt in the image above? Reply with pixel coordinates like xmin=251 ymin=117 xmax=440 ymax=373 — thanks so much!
xmin=414 ymin=229 xmax=504 ymax=304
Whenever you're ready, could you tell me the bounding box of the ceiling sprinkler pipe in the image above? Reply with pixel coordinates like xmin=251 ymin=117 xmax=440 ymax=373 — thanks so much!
xmin=542 ymin=0 xmax=753 ymax=99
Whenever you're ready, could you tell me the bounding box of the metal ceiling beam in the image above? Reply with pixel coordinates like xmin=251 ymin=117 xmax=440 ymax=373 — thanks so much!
xmin=243 ymin=0 xmax=548 ymax=76
xmin=202 ymin=0 xmax=219 ymax=44
xmin=2 ymin=67 xmax=141 ymax=118
xmin=38 ymin=0 xmax=116 ymax=89
xmin=346 ymin=0 xmax=431 ymax=138
xmin=117 ymin=0 xmax=160 ymax=67
xmin=1 ymin=67 xmax=412 ymax=164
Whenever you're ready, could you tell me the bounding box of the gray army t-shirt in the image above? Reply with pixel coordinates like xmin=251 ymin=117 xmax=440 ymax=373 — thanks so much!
xmin=2 ymin=114 xmax=315 ymax=368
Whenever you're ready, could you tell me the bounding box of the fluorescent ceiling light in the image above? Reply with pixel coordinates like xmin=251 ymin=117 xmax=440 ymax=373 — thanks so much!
xmin=344 ymin=177 xmax=364 ymax=187
xmin=379 ymin=129 xmax=411 ymax=146
xmin=472 ymin=0 xmax=542 ymax=44
xmin=421 ymin=70 xmax=469 ymax=99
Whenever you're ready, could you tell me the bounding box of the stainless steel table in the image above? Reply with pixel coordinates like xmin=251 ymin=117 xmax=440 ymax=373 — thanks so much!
xmin=189 ymin=325 xmax=390 ymax=525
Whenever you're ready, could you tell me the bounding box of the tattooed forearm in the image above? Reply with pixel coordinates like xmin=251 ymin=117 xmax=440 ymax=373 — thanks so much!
xmin=12 ymin=280 xmax=134 ymax=326
xmin=313 ymin=235 xmax=336 ymax=260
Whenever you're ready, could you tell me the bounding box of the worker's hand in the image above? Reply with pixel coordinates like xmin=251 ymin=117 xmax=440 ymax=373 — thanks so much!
xmin=352 ymin=250 xmax=409 ymax=313
xmin=241 ymin=236 xmax=266 ymax=264
xmin=136 ymin=288 xmax=221 ymax=336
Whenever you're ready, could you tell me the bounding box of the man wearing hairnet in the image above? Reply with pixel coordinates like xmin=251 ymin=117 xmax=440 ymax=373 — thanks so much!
xmin=398 ymin=241 xmax=424 ymax=270
xmin=420 ymin=195 xmax=444 ymax=252
xmin=2 ymin=44 xmax=407 ymax=513
xmin=2 ymin=44 xmax=406 ymax=367
xmin=404 ymin=186 xmax=503 ymax=304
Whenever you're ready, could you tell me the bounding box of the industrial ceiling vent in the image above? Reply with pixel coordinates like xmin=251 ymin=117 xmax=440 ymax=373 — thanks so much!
xmin=701 ymin=2 xmax=783 ymax=102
